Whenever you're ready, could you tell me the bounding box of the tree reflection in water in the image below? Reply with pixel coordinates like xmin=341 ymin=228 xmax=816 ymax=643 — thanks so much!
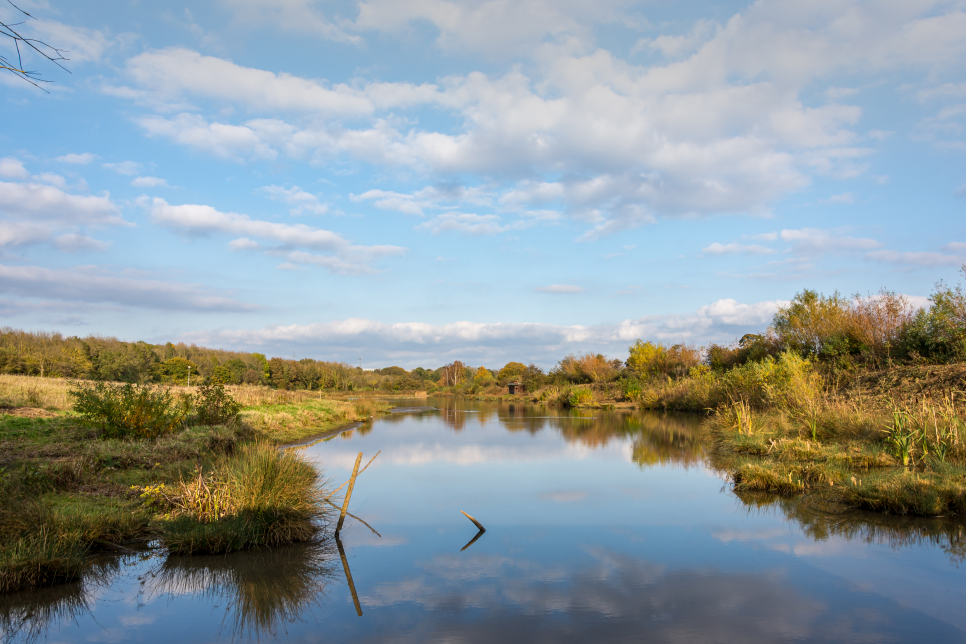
xmin=143 ymin=540 xmax=336 ymax=639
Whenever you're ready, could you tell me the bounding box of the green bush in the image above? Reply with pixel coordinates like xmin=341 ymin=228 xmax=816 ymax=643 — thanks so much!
xmin=69 ymin=381 xmax=191 ymax=439
xmin=718 ymin=351 xmax=822 ymax=409
xmin=565 ymin=387 xmax=594 ymax=407
xmin=195 ymin=383 xmax=242 ymax=426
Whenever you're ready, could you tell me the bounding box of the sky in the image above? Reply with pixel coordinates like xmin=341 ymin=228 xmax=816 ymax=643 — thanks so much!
xmin=0 ymin=0 xmax=964 ymax=369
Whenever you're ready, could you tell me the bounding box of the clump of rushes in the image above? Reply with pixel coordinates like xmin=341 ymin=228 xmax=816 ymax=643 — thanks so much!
xmin=161 ymin=443 xmax=327 ymax=555
xmin=68 ymin=381 xmax=191 ymax=439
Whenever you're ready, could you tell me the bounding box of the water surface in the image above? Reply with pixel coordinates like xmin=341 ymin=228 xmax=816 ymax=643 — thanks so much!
xmin=3 ymin=398 xmax=966 ymax=643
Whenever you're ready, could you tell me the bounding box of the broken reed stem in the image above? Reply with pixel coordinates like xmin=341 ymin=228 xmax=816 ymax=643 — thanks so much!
xmin=336 ymin=452 xmax=363 ymax=536
xmin=460 ymin=510 xmax=485 ymax=532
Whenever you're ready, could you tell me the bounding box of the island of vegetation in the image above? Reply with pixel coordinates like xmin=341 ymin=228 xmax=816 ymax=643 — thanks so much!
xmin=2 ymin=269 xmax=965 ymax=594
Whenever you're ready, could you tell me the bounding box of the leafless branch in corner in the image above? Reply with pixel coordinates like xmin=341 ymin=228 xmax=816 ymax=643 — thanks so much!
xmin=0 ymin=0 xmax=69 ymax=91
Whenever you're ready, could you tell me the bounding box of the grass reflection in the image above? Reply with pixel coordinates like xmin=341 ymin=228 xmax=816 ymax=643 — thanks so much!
xmin=144 ymin=541 xmax=335 ymax=639
xmin=0 ymin=555 xmax=124 ymax=644
xmin=735 ymin=490 xmax=966 ymax=565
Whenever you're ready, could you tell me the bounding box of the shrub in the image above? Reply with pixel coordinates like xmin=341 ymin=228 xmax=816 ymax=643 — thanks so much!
xmin=554 ymin=353 xmax=618 ymax=383
xmin=627 ymin=341 xmax=701 ymax=379
xmin=718 ymin=351 xmax=822 ymax=409
xmin=195 ymin=383 xmax=242 ymax=426
xmin=565 ymin=387 xmax=594 ymax=407
xmin=69 ymin=381 xmax=191 ymax=439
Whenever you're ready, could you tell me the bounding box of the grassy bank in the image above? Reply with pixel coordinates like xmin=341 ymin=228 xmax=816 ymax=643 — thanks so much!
xmin=0 ymin=375 xmax=389 ymax=593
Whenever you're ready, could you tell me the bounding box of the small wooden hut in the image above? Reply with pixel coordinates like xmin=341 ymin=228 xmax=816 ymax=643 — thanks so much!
xmin=507 ymin=382 xmax=522 ymax=395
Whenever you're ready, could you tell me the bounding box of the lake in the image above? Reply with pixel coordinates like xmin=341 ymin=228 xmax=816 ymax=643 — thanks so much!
xmin=3 ymin=398 xmax=966 ymax=643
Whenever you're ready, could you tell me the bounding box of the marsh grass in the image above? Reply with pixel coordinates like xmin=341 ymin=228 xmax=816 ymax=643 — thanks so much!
xmin=162 ymin=442 xmax=328 ymax=555
xmin=708 ymin=391 xmax=966 ymax=516
xmin=0 ymin=493 xmax=149 ymax=594
xmin=0 ymin=375 xmax=72 ymax=410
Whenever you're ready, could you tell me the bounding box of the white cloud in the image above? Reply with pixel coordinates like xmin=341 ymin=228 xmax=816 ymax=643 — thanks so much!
xmin=52 ymin=234 xmax=111 ymax=252
xmin=103 ymin=161 xmax=142 ymax=176
xmin=179 ymin=297 xmax=788 ymax=367
xmin=702 ymin=242 xmax=775 ymax=256
xmin=220 ymin=0 xmax=362 ymax=45
xmin=228 ymin=237 xmax=260 ymax=251
xmin=819 ymin=192 xmax=854 ymax=204
xmin=148 ymin=197 xmax=405 ymax=274
xmin=0 ymin=180 xmax=126 ymax=250
xmin=55 ymin=153 xmax=95 ymax=164
xmin=112 ymin=2 xmax=966 ymax=238
xmin=131 ymin=176 xmax=170 ymax=188
xmin=416 ymin=212 xmax=521 ymax=235
xmin=535 ymin=284 xmax=584 ymax=294
xmin=0 ymin=158 xmax=29 ymax=180
xmin=866 ymin=250 xmax=964 ymax=267
xmin=0 ymin=264 xmax=255 ymax=312
xmin=943 ymin=242 xmax=966 ymax=253
xmin=779 ymin=228 xmax=879 ymax=253
xmin=257 ymin=185 xmax=328 ymax=215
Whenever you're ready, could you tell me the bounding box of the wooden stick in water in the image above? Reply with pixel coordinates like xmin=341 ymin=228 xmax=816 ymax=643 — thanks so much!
xmin=326 ymin=499 xmax=382 ymax=538
xmin=460 ymin=510 xmax=485 ymax=532
xmin=336 ymin=536 xmax=363 ymax=617
xmin=336 ymin=452 xmax=363 ymax=536
xmin=358 ymin=450 xmax=381 ymax=476
xmin=460 ymin=529 xmax=485 ymax=552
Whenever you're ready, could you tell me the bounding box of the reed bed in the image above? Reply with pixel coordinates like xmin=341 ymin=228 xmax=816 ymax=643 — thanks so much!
xmin=160 ymin=442 xmax=328 ymax=555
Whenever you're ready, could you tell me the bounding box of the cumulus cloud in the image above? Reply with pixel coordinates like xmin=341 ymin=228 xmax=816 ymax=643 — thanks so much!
xmin=148 ymin=197 xmax=405 ymax=274
xmin=0 ymin=264 xmax=255 ymax=312
xmin=257 ymin=185 xmax=328 ymax=215
xmin=110 ymin=2 xmax=966 ymax=238
xmin=0 ymin=158 xmax=29 ymax=180
xmin=179 ymin=297 xmax=787 ymax=367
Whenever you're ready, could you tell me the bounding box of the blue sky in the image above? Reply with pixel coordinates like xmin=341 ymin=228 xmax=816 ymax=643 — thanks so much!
xmin=1 ymin=0 xmax=964 ymax=368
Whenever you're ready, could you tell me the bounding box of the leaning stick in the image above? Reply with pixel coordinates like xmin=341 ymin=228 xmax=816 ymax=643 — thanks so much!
xmin=357 ymin=450 xmax=381 ymax=476
xmin=336 ymin=452 xmax=363 ymax=536
xmin=460 ymin=510 xmax=485 ymax=532
xmin=326 ymin=499 xmax=382 ymax=538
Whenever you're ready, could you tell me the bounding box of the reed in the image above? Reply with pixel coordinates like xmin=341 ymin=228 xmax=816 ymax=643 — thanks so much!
xmin=162 ymin=442 xmax=328 ymax=554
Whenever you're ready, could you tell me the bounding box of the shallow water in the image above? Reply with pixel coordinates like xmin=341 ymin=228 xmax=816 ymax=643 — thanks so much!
xmin=3 ymin=398 xmax=966 ymax=643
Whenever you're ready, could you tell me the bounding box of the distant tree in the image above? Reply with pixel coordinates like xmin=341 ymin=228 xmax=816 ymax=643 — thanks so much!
xmin=208 ymin=365 xmax=234 ymax=385
xmin=473 ymin=366 xmax=495 ymax=384
xmin=497 ymin=362 xmax=526 ymax=382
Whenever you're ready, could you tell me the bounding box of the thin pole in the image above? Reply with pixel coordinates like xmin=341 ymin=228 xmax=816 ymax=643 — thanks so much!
xmin=336 ymin=452 xmax=363 ymax=535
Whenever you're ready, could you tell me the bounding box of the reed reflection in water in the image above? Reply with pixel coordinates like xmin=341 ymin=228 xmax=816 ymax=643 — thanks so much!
xmin=0 ymin=555 xmax=124 ymax=644
xmin=142 ymin=541 xmax=336 ymax=639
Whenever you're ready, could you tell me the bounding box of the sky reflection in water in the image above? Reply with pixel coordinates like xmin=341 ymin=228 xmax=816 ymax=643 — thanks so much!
xmin=3 ymin=398 xmax=966 ymax=643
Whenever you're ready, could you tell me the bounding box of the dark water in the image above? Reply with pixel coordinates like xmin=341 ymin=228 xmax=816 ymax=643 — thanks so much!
xmin=4 ymin=398 xmax=966 ymax=643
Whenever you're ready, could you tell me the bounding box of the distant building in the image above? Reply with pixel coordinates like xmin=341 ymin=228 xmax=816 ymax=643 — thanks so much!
xmin=507 ymin=382 xmax=522 ymax=395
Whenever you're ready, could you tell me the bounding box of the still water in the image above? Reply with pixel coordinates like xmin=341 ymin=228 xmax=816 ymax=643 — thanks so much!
xmin=4 ymin=398 xmax=966 ymax=643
